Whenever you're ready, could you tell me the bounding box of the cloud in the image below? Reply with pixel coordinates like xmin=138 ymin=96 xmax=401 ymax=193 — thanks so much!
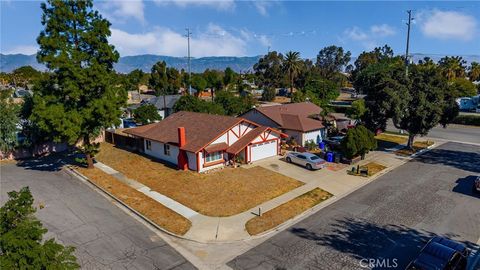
xmin=342 ymin=24 xmax=396 ymax=50
xmin=154 ymin=0 xmax=235 ymax=11
xmin=97 ymin=0 xmax=145 ymax=23
xmin=370 ymin=24 xmax=396 ymax=37
xmin=419 ymin=10 xmax=477 ymax=41
xmin=3 ymin=45 xmax=38 ymax=55
xmin=109 ymin=24 xmax=248 ymax=57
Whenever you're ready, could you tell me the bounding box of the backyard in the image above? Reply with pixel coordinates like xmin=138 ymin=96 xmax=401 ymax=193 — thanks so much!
xmin=94 ymin=143 xmax=304 ymax=217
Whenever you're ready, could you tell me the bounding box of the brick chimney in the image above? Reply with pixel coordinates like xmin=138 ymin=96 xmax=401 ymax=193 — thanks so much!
xmin=177 ymin=127 xmax=188 ymax=171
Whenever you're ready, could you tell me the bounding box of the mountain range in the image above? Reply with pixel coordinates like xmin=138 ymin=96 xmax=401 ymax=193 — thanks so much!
xmin=1 ymin=53 xmax=479 ymax=74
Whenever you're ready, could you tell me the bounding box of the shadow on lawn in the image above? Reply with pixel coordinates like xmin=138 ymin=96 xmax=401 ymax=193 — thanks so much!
xmin=288 ymin=217 xmax=475 ymax=270
xmin=412 ymin=147 xmax=480 ymax=174
xmin=110 ymin=144 xmax=179 ymax=170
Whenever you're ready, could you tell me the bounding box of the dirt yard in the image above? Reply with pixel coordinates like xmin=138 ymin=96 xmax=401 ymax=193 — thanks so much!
xmin=245 ymin=188 xmax=332 ymax=235
xmin=76 ymin=166 xmax=192 ymax=235
xmin=95 ymin=143 xmax=304 ymax=217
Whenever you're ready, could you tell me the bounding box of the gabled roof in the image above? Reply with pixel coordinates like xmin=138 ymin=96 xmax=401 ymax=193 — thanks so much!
xmin=146 ymin=95 xmax=182 ymax=110
xmin=123 ymin=111 xmax=257 ymax=153
xmin=226 ymin=126 xmax=285 ymax=155
xmin=251 ymin=102 xmax=325 ymax=132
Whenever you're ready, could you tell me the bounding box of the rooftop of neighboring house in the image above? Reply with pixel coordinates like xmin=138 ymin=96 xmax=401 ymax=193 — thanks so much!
xmin=123 ymin=111 xmax=256 ymax=153
xmin=144 ymin=95 xmax=182 ymax=110
xmin=249 ymin=102 xmax=325 ymax=132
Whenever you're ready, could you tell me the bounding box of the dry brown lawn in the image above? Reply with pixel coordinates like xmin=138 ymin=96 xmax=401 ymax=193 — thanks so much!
xmin=363 ymin=162 xmax=387 ymax=176
xmin=75 ymin=166 xmax=191 ymax=235
xmin=273 ymin=96 xmax=291 ymax=103
xmin=394 ymin=140 xmax=434 ymax=156
xmin=95 ymin=143 xmax=304 ymax=217
xmin=375 ymin=133 xmax=408 ymax=145
xmin=245 ymin=188 xmax=332 ymax=235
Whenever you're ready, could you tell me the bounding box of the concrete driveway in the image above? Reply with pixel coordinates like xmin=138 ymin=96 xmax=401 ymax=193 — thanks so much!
xmin=228 ymin=142 xmax=480 ymax=270
xmin=0 ymin=157 xmax=196 ymax=270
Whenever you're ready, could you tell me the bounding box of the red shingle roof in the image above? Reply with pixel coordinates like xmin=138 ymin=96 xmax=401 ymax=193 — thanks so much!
xmin=254 ymin=102 xmax=324 ymax=132
xmin=123 ymin=111 xmax=252 ymax=153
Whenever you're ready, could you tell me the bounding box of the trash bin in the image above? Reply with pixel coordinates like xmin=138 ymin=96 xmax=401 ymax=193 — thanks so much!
xmin=319 ymin=141 xmax=325 ymax=150
xmin=326 ymin=152 xmax=334 ymax=162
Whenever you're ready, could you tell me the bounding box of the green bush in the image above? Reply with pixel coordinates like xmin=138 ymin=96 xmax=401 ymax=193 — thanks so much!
xmin=452 ymin=115 xmax=480 ymax=126
xmin=341 ymin=125 xmax=377 ymax=159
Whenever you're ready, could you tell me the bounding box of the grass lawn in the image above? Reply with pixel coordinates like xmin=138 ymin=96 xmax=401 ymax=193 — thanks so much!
xmin=394 ymin=140 xmax=434 ymax=156
xmin=95 ymin=143 xmax=304 ymax=217
xmin=347 ymin=162 xmax=387 ymax=177
xmin=245 ymin=188 xmax=332 ymax=235
xmin=375 ymin=133 xmax=408 ymax=146
xmin=76 ymin=166 xmax=191 ymax=235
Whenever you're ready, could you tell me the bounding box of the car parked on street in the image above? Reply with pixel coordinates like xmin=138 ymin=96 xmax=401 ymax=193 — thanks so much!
xmin=406 ymin=236 xmax=469 ymax=270
xmin=473 ymin=176 xmax=480 ymax=193
xmin=285 ymin=152 xmax=326 ymax=170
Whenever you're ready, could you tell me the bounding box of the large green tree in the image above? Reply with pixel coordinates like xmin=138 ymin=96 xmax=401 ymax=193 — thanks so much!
xmin=283 ymin=51 xmax=302 ymax=94
xmin=0 ymin=187 xmax=79 ymax=269
xmin=0 ymin=94 xmax=19 ymax=154
xmin=31 ymin=0 xmax=125 ymax=168
xmin=254 ymin=51 xmax=284 ymax=88
xmin=341 ymin=125 xmax=377 ymax=159
xmin=438 ymin=56 xmax=466 ymax=81
xmin=315 ymin=45 xmax=351 ymax=79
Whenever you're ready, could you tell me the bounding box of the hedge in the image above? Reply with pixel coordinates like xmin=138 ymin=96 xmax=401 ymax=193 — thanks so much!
xmin=452 ymin=115 xmax=480 ymax=126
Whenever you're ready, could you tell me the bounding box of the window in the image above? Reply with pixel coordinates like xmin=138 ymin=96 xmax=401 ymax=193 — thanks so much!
xmin=146 ymin=140 xmax=152 ymax=150
xmin=206 ymin=151 xmax=223 ymax=163
xmin=164 ymin=144 xmax=170 ymax=156
xmin=298 ymin=155 xmax=307 ymax=160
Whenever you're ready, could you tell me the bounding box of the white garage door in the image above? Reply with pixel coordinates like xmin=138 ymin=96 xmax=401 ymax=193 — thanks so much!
xmin=250 ymin=140 xmax=277 ymax=162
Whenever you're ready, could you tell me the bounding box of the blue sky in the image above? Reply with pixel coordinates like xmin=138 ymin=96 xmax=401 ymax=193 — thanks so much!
xmin=1 ymin=1 xmax=479 ymax=58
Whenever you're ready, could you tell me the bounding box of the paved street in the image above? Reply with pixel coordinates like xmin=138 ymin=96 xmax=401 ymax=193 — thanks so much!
xmin=0 ymin=157 xmax=196 ymax=270
xmin=387 ymin=120 xmax=480 ymax=144
xmin=228 ymin=142 xmax=480 ymax=270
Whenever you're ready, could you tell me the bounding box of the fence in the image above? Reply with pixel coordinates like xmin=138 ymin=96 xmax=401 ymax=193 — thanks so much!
xmin=104 ymin=130 xmax=144 ymax=152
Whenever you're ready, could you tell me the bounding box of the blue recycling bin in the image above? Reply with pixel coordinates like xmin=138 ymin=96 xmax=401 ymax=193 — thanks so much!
xmin=319 ymin=141 xmax=325 ymax=150
xmin=326 ymin=152 xmax=334 ymax=162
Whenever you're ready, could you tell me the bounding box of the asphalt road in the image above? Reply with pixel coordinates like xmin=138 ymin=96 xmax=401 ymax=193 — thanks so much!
xmin=386 ymin=120 xmax=480 ymax=144
xmin=0 ymin=157 xmax=196 ymax=270
xmin=228 ymin=142 xmax=480 ymax=270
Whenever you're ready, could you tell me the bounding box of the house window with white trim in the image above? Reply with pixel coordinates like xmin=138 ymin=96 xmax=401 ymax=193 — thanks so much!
xmin=146 ymin=140 xmax=152 ymax=150
xmin=206 ymin=151 xmax=223 ymax=163
xmin=164 ymin=144 xmax=170 ymax=156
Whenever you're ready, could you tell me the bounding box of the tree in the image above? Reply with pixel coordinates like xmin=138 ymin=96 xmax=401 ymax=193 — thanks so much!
xmin=126 ymin=69 xmax=145 ymax=92
xmin=203 ymin=69 xmax=224 ymax=100
xmin=352 ymin=45 xmax=394 ymax=84
xmin=449 ymin=78 xmax=477 ymax=97
xmin=467 ymin=62 xmax=480 ymax=82
xmin=0 ymin=187 xmax=79 ymax=269
xmin=173 ymin=95 xmax=225 ymax=115
xmin=223 ymin=67 xmax=236 ymax=87
xmin=133 ymin=104 xmax=162 ymax=125
xmin=315 ymin=45 xmax=351 ymax=79
xmin=0 ymin=95 xmax=19 ymax=154
xmin=283 ymin=51 xmax=302 ymax=94
xmin=261 ymin=87 xmax=276 ymax=102
xmin=31 ymin=0 xmax=125 ymax=168
xmin=345 ymin=99 xmax=366 ymax=122
xmin=341 ymin=125 xmax=376 ymax=159
xmin=214 ymin=91 xmax=255 ymax=116
xmin=11 ymin=66 xmax=42 ymax=87
xmin=254 ymin=51 xmax=284 ymax=88
xmin=438 ymin=56 xmax=466 ymax=81
xmin=190 ymin=74 xmax=207 ymax=91
xmin=303 ymin=77 xmax=339 ymax=105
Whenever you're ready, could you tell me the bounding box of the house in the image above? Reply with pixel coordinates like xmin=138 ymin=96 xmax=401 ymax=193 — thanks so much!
xmin=240 ymin=102 xmax=326 ymax=146
xmin=144 ymin=95 xmax=182 ymax=118
xmin=123 ymin=111 xmax=286 ymax=172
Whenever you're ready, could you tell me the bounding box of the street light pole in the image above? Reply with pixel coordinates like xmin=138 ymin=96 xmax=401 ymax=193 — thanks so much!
xmin=405 ymin=10 xmax=413 ymax=77
xmin=185 ymin=28 xmax=192 ymax=95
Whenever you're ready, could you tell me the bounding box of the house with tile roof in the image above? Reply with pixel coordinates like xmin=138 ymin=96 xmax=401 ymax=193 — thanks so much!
xmin=123 ymin=111 xmax=286 ymax=172
xmin=240 ymin=102 xmax=326 ymax=146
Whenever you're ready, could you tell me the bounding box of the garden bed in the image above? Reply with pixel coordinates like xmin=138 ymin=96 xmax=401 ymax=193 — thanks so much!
xmin=394 ymin=140 xmax=434 ymax=156
xmin=245 ymin=188 xmax=332 ymax=235
xmin=347 ymin=162 xmax=387 ymax=177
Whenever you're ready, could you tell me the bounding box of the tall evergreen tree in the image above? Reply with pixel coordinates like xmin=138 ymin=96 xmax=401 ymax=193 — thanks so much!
xmin=31 ymin=0 xmax=125 ymax=168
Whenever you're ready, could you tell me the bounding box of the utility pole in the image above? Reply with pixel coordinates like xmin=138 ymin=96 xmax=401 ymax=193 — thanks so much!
xmin=185 ymin=28 xmax=192 ymax=95
xmin=405 ymin=10 xmax=413 ymax=77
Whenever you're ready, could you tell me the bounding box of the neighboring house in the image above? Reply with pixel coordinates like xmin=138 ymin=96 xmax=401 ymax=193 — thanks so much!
xmin=241 ymin=102 xmax=326 ymax=146
xmin=143 ymin=95 xmax=181 ymax=119
xmin=124 ymin=111 xmax=286 ymax=172
xmin=13 ymin=88 xmax=33 ymax=98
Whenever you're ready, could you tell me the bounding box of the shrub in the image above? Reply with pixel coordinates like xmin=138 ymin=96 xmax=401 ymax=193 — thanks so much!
xmin=341 ymin=125 xmax=377 ymax=159
xmin=451 ymin=115 xmax=480 ymax=126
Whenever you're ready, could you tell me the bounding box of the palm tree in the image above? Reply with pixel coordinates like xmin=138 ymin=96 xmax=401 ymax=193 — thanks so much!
xmin=468 ymin=62 xmax=480 ymax=82
xmin=439 ymin=56 xmax=466 ymax=81
xmin=283 ymin=51 xmax=302 ymax=95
